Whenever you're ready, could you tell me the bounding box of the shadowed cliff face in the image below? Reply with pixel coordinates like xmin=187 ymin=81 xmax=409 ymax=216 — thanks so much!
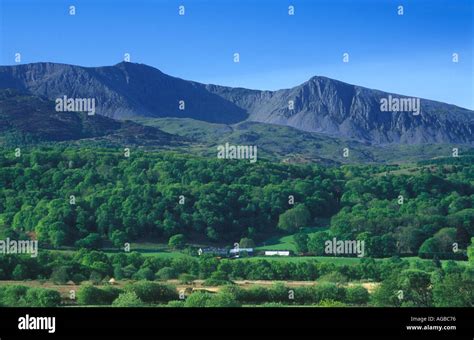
xmin=0 ymin=89 xmax=182 ymax=146
xmin=0 ymin=62 xmax=248 ymax=124
xmin=1 ymin=62 xmax=473 ymax=145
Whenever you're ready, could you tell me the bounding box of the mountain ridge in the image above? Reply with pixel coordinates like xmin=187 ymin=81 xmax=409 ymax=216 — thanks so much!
xmin=0 ymin=62 xmax=472 ymax=145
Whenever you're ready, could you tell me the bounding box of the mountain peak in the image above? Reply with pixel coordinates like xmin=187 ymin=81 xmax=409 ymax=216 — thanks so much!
xmin=0 ymin=62 xmax=472 ymax=145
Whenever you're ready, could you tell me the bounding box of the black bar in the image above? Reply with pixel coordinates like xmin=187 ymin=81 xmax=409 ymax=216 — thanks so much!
xmin=0 ymin=307 xmax=472 ymax=339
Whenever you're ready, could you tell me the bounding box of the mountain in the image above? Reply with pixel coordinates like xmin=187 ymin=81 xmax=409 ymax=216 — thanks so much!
xmin=0 ymin=89 xmax=183 ymax=146
xmin=0 ymin=62 xmax=472 ymax=145
xmin=206 ymin=77 xmax=474 ymax=145
xmin=0 ymin=62 xmax=247 ymax=124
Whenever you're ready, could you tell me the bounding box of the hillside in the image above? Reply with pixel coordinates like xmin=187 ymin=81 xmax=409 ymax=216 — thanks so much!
xmin=0 ymin=89 xmax=184 ymax=147
xmin=134 ymin=117 xmax=474 ymax=164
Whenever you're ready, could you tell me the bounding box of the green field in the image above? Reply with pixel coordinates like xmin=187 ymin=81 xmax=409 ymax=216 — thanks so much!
xmin=256 ymin=225 xmax=329 ymax=252
xmin=88 ymin=242 xmax=469 ymax=268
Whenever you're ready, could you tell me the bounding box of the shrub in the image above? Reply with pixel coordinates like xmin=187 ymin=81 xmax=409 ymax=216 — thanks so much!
xmin=183 ymin=291 xmax=240 ymax=307
xmin=125 ymin=281 xmax=177 ymax=304
xmin=345 ymin=285 xmax=370 ymax=305
xmin=184 ymin=291 xmax=211 ymax=307
xmin=0 ymin=285 xmax=61 ymax=307
xmin=268 ymin=283 xmax=290 ymax=303
xmin=25 ymin=288 xmax=61 ymax=307
xmin=75 ymin=233 xmax=102 ymax=249
xmin=167 ymin=300 xmax=185 ymax=307
xmin=168 ymin=234 xmax=186 ymax=250
xmin=77 ymin=285 xmax=119 ymax=305
xmin=112 ymin=291 xmax=143 ymax=307
xmin=132 ymin=267 xmax=154 ymax=281
xmin=313 ymin=283 xmax=346 ymax=303
xmin=203 ymin=271 xmax=232 ymax=286
xmin=220 ymin=285 xmax=245 ymax=301
xmin=71 ymin=273 xmax=87 ymax=284
xmin=0 ymin=285 xmax=28 ymax=306
xmin=50 ymin=266 xmax=70 ymax=284
xmin=155 ymin=267 xmax=177 ymax=281
xmin=206 ymin=292 xmax=240 ymax=307
xmin=318 ymin=299 xmax=346 ymax=307
xmin=242 ymin=286 xmax=271 ymax=304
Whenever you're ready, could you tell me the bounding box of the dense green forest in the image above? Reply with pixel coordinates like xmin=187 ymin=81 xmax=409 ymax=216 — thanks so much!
xmin=1 ymin=147 xmax=473 ymax=259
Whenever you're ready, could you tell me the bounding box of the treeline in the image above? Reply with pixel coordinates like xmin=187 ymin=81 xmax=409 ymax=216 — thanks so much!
xmin=0 ymin=281 xmax=369 ymax=307
xmin=76 ymin=281 xmax=370 ymax=307
xmin=0 ymin=250 xmax=392 ymax=282
xmin=2 ymin=261 xmax=472 ymax=307
xmin=1 ymin=247 xmax=473 ymax=285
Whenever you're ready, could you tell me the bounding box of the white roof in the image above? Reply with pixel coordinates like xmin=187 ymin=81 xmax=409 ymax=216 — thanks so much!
xmin=264 ymin=251 xmax=290 ymax=256
xmin=229 ymin=248 xmax=254 ymax=253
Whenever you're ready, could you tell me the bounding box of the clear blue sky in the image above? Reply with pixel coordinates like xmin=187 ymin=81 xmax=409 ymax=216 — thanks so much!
xmin=0 ymin=0 xmax=473 ymax=109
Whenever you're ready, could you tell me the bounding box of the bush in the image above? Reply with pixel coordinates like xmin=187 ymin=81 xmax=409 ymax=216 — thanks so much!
xmin=50 ymin=266 xmax=70 ymax=284
xmin=313 ymin=283 xmax=346 ymax=303
xmin=89 ymin=271 xmax=103 ymax=285
xmin=77 ymin=285 xmax=119 ymax=305
xmin=155 ymin=267 xmax=177 ymax=281
xmin=184 ymin=291 xmax=211 ymax=307
xmin=268 ymin=283 xmax=290 ymax=303
xmin=125 ymin=281 xmax=177 ymax=304
xmin=132 ymin=267 xmax=154 ymax=281
xmin=25 ymin=288 xmax=61 ymax=307
xmin=277 ymin=204 xmax=311 ymax=233
xmin=294 ymin=232 xmax=309 ymax=253
xmin=203 ymin=271 xmax=232 ymax=286
xmin=71 ymin=273 xmax=87 ymax=284
xmin=293 ymin=286 xmax=316 ymax=305
xmin=168 ymin=234 xmax=186 ymax=250
xmin=242 ymin=286 xmax=271 ymax=304
xmin=112 ymin=291 xmax=143 ymax=307
xmin=0 ymin=285 xmax=61 ymax=307
xmin=75 ymin=233 xmax=102 ymax=249
xmin=206 ymin=292 xmax=240 ymax=307
xmin=345 ymin=285 xmax=369 ymax=305
xmin=318 ymin=299 xmax=346 ymax=307
xmin=12 ymin=264 xmax=29 ymax=280
xmin=167 ymin=300 xmax=185 ymax=307
xmin=0 ymin=285 xmax=28 ymax=306
xmin=102 ymin=286 xmax=122 ymax=301
xmin=220 ymin=285 xmax=247 ymax=303
xmin=184 ymin=291 xmax=240 ymax=307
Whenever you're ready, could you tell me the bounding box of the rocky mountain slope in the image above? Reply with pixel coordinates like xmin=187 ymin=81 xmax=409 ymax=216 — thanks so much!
xmin=0 ymin=62 xmax=472 ymax=145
